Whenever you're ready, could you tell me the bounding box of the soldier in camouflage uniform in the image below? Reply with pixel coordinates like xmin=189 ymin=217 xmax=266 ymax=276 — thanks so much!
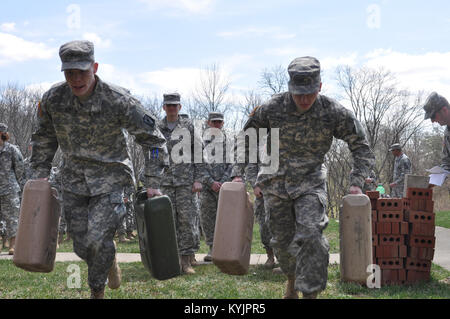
xmin=30 ymin=40 xmax=167 ymax=299
xmin=389 ymin=143 xmax=411 ymax=198
xmin=0 ymin=123 xmax=25 ymax=255
xmin=362 ymin=170 xmax=377 ymax=194
xmin=423 ymin=92 xmax=450 ymax=285
xmin=157 ymin=93 xmax=203 ymax=274
xmin=116 ymin=183 xmax=136 ymax=242
xmin=245 ymin=161 xmax=275 ymax=268
xmin=199 ymin=112 xmax=233 ymax=262
xmin=231 ymin=57 xmax=375 ymax=299
xmin=48 ymin=158 xmax=70 ymax=245
xmin=423 ymin=92 xmax=450 ymax=172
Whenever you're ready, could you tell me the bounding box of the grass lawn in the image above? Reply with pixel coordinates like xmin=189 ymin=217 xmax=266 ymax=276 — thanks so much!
xmin=54 ymin=217 xmax=341 ymax=255
xmin=1 ymin=216 xmax=449 ymax=299
xmin=1 ymin=260 xmax=449 ymax=299
xmin=436 ymin=211 xmax=450 ymax=229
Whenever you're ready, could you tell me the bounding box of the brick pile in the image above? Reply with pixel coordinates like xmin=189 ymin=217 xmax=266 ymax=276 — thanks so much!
xmin=367 ymin=188 xmax=435 ymax=286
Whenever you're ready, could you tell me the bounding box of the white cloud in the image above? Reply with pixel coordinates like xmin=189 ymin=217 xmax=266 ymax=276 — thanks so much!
xmin=25 ymin=82 xmax=54 ymax=94
xmin=82 ymin=32 xmax=111 ymax=49
xmin=1 ymin=23 xmax=16 ymax=32
xmin=139 ymin=0 xmax=214 ymax=14
xmin=0 ymin=32 xmax=55 ymax=65
xmin=140 ymin=67 xmax=203 ymax=96
xmin=218 ymin=26 xmax=295 ymax=40
xmin=363 ymin=49 xmax=450 ymax=93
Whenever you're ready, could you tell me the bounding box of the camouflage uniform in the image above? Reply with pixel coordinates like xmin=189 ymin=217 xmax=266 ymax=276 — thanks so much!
xmin=199 ymin=125 xmax=233 ymax=248
xmin=48 ymin=160 xmax=67 ymax=236
xmin=245 ymin=162 xmax=272 ymax=251
xmin=158 ymin=115 xmax=203 ymax=257
xmin=117 ymin=184 xmax=136 ymax=237
xmin=391 ymin=153 xmax=411 ymax=198
xmin=0 ymin=141 xmax=25 ymax=239
xmin=30 ymin=74 xmax=167 ymax=292
xmin=362 ymin=170 xmax=377 ymax=194
xmin=231 ymin=58 xmax=374 ymax=295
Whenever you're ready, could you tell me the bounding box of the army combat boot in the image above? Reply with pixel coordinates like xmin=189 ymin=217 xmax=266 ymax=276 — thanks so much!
xmin=180 ymin=255 xmax=195 ymax=274
xmin=283 ymin=275 xmax=299 ymax=299
xmin=107 ymin=257 xmax=122 ymax=289
xmin=8 ymin=237 xmax=15 ymax=255
xmin=90 ymin=287 xmax=105 ymax=299
xmin=190 ymin=254 xmax=198 ymax=266
xmin=118 ymin=234 xmax=130 ymax=243
xmin=264 ymin=247 xmax=275 ymax=269
xmin=302 ymin=292 xmax=318 ymax=299
xmin=203 ymin=246 xmax=212 ymax=262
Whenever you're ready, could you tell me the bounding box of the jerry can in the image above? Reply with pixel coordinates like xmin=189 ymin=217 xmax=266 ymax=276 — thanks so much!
xmin=339 ymin=194 xmax=373 ymax=285
xmin=134 ymin=191 xmax=180 ymax=280
xmin=13 ymin=180 xmax=60 ymax=272
xmin=212 ymin=182 xmax=254 ymax=275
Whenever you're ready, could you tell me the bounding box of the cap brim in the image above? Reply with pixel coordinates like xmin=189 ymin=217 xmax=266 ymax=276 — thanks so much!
xmin=288 ymin=82 xmax=320 ymax=95
xmin=209 ymin=118 xmax=223 ymax=121
xmin=163 ymin=101 xmax=181 ymax=105
xmin=61 ymin=61 xmax=93 ymax=71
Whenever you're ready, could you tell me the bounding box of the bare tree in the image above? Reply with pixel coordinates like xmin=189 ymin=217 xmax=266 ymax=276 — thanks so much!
xmin=258 ymin=64 xmax=288 ymax=97
xmin=192 ymin=63 xmax=231 ymax=119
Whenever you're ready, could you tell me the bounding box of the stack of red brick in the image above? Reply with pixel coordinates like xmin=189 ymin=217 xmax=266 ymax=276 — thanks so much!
xmin=367 ymin=188 xmax=435 ymax=286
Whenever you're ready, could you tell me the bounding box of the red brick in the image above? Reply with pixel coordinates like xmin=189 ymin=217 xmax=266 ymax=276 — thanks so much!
xmin=370 ymin=199 xmax=378 ymax=210
xmin=376 ymin=245 xmax=407 ymax=258
xmin=406 ymin=270 xmax=430 ymax=283
xmin=400 ymin=222 xmax=409 ymax=235
xmin=372 ymin=235 xmax=379 ymax=246
xmin=409 ymin=247 xmax=435 ymax=260
xmin=379 ymin=234 xmax=404 ymax=246
xmin=398 ymin=269 xmax=407 ymax=281
xmin=404 ymin=210 xmax=435 ymax=224
xmin=406 ymin=188 xmax=433 ymax=200
xmin=378 ymin=211 xmax=404 ymax=222
xmin=381 ymin=269 xmax=399 ymax=286
xmin=391 ymin=222 xmax=399 ymax=234
xmin=398 ymin=245 xmax=407 ymax=258
xmin=408 ymin=236 xmax=435 ymax=248
xmin=372 ymin=222 xmax=376 ymax=235
xmin=371 ymin=210 xmax=378 ymax=222
xmin=410 ymin=223 xmax=435 ymax=237
xmin=366 ymin=191 xmax=380 ymax=199
xmin=376 ymin=222 xmax=392 ymax=234
xmin=377 ymin=198 xmax=403 ymax=211
xmin=409 ymin=199 xmax=434 ymax=213
xmin=405 ymin=258 xmax=432 ymax=272
xmin=376 ymin=258 xmax=404 ymax=269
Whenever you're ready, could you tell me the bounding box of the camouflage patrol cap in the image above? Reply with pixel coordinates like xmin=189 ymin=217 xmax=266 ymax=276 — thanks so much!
xmin=287 ymin=56 xmax=321 ymax=95
xmin=59 ymin=40 xmax=95 ymax=71
xmin=0 ymin=123 xmax=7 ymax=132
xmin=208 ymin=112 xmax=224 ymax=121
xmin=423 ymin=92 xmax=449 ymax=120
xmin=389 ymin=143 xmax=402 ymax=151
xmin=163 ymin=93 xmax=181 ymax=105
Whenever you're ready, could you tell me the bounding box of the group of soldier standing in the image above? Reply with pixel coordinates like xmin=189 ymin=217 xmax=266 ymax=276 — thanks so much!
xmin=0 ymin=39 xmax=449 ymax=299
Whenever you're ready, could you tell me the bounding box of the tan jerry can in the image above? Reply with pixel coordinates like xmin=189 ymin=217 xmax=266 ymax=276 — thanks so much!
xmin=13 ymin=180 xmax=60 ymax=272
xmin=339 ymin=194 xmax=373 ymax=285
xmin=212 ymin=182 xmax=254 ymax=275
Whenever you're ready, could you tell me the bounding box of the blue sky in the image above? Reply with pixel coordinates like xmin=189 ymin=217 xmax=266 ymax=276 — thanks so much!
xmin=1 ymin=0 xmax=450 ymax=101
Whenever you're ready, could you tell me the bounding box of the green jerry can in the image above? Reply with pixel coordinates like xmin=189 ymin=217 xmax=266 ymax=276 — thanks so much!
xmin=134 ymin=191 xmax=180 ymax=280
